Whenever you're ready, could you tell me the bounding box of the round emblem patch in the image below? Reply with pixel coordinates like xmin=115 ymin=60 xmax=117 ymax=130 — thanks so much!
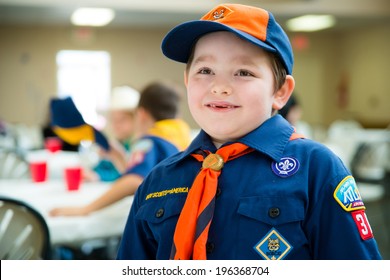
xmin=272 ymin=157 xmax=300 ymax=178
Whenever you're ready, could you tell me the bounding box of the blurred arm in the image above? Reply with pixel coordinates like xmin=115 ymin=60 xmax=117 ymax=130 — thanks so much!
xmin=49 ymin=173 xmax=143 ymax=217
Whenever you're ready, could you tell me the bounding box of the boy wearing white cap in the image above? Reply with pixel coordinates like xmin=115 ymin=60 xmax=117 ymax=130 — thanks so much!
xmin=108 ymin=86 xmax=140 ymax=150
xmin=117 ymin=4 xmax=382 ymax=260
xmin=89 ymin=86 xmax=141 ymax=181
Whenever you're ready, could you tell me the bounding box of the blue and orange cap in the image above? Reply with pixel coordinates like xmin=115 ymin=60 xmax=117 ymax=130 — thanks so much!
xmin=161 ymin=3 xmax=293 ymax=75
xmin=50 ymin=96 xmax=110 ymax=151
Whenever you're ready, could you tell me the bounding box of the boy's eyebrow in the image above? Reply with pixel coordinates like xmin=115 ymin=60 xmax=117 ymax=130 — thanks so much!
xmin=191 ymin=54 xmax=265 ymax=71
xmin=193 ymin=54 xmax=260 ymax=67
xmin=232 ymin=56 xmax=259 ymax=67
xmin=192 ymin=55 xmax=215 ymax=65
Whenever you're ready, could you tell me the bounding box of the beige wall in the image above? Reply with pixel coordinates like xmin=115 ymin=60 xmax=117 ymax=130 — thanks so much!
xmin=0 ymin=22 xmax=389 ymax=130
xmin=340 ymin=25 xmax=390 ymax=126
xmin=292 ymin=24 xmax=390 ymax=128
xmin=0 ymin=25 xmax=197 ymax=129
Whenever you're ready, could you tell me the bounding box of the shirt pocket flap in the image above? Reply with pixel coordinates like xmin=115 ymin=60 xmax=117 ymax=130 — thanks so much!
xmin=136 ymin=196 xmax=186 ymax=224
xmin=237 ymin=196 xmax=304 ymax=226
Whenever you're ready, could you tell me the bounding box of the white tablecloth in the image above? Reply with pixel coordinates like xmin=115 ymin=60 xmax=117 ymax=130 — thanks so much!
xmin=26 ymin=149 xmax=97 ymax=180
xmin=0 ymin=179 xmax=133 ymax=246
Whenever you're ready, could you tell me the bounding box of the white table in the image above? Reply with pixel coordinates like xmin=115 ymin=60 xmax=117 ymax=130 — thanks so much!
xmin=25 ymin=149 xmax=98 ymax=180
xmin=0 ymin=179 xmax=133 ymax=246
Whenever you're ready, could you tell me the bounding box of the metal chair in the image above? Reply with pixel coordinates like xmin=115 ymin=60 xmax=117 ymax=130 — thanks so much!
xmin=0 ymin=148 xmax=29 ymax=179
xmin=0 ymin=196 xmax=51 ymax=259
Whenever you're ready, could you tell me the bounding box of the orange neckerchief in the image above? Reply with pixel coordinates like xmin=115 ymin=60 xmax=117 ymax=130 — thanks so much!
xmin=170 ymin=142 xmax=253 ymax=260
xmin=170 ymin=132 xmax=304 ymax=260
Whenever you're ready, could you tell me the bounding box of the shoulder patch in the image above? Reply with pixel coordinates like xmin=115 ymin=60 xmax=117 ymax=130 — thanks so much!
xmin=126 ymin=139 xmax=154 ymax=169
xmin=333 ymin=176 xmax=365 ymax=212
xmin=351 ymin=210 xmax=374 ymax=240
xmin=132 ymin=139 xmax=153 ymax=153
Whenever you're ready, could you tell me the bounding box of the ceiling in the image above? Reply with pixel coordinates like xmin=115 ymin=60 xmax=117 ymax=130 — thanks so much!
xmin=0 ymin=0 xmax=390 ymax=31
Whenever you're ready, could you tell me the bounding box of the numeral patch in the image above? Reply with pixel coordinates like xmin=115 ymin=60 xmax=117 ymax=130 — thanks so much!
xmin=351 ymin=210 xmax=373 ymax=240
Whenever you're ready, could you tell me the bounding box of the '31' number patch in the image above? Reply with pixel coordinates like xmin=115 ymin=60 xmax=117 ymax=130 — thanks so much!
xmin=351 ymin=210 xmax=373 ymax=240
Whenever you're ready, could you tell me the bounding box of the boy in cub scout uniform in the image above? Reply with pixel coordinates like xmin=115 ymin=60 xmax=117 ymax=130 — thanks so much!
xmin=116 ymin=4 xmax=382 ymax=260
xmin=49 ymin=81 xmax=191 ymax=217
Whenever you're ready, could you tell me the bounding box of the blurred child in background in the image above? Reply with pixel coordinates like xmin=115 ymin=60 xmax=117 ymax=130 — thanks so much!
xmin=49 ymin=80 xmax=191 ymax=216
xmin=278 ymin=93 xmax=313 ymax=139
xmin=86 ymin=86 xmax=140 ymax=182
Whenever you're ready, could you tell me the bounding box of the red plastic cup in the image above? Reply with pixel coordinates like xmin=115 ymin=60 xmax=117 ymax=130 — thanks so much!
xmin=64 ymin=167 xmax=82 ymax=191
xmin=44 ymin=137 xmax=62 ymax=153
xmin=30 ymin=161 xmax=47 ymax=183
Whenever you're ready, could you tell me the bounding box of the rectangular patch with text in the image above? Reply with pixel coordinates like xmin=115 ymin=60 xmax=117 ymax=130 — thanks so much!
xmin=351 ymin=210 xmax=374 ymax=240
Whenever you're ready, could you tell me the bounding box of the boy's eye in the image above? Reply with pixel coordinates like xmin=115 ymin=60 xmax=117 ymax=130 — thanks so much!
xmin=198 ymin=68 xmax=212 ymax=75
xmin=236 ymin=70 xmax=254 ymax=77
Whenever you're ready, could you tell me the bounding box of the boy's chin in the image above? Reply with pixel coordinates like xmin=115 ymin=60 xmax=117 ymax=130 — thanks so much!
xmin=206 ymin=130 xmax=245 ymax=144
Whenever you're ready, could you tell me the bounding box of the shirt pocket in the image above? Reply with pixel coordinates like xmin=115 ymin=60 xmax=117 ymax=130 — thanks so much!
xmin=237 ymin=196 xmax=305 ymax=226
xmin=136 ymin=195 xmax=186 ymax=224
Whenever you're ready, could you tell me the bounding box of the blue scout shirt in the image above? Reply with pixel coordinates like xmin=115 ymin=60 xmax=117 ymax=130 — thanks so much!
xmin=124 ymin=135 xmax=179 ymax=178
xmin=117 ymin=115 xmax=382 ymax=260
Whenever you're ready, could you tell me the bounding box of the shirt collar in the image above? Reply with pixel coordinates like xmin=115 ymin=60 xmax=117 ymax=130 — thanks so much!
xmin=169 ymin=115 xmax=294 ymax=165
xmin=238 ymin=114 xmax=294 ymax=161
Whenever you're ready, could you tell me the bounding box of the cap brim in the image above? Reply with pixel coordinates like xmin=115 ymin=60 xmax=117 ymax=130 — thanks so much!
xmin=53 ymin=124 xmax=110 ymax=151
xmin=161 ymin=20 xmax=277 ymax=63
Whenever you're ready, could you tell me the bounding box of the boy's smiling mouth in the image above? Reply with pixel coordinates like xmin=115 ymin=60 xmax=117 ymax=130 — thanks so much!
xmin=205 ymin=101 xmax=240 ymax=110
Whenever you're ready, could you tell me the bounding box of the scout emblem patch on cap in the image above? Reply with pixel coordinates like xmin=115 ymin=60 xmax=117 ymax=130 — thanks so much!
xmin=254 ymin=228 xmax=292 ymax=260
xmin=333 ymin=175 xmax=365 ymax=211
xmin=272 ymin=157 xmax=300 ymax=178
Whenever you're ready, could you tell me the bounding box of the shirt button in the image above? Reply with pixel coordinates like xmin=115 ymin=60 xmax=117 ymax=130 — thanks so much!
xmin=216 ymin=187 xmax=222 ymax=197
xmin=155 ymin=208 xmax=164 ymax=218
xmin=269 ymin=207 xmax=280 ymax=218
xmin=206 ymin=242 xmax=215 ymax=253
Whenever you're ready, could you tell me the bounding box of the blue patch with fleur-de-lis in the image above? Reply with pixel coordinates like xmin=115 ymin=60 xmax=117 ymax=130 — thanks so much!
xmin=272 ymin=157 xmax=300 ymax=178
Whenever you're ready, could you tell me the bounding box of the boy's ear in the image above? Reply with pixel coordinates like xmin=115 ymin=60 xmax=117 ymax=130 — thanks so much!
xmin=272 ymin=75 xmax=295 ymax=110
xmin=136 ymin=107 xmax=147 ymax=120
xmin=183 ymin=70 xmax=188 ymax=87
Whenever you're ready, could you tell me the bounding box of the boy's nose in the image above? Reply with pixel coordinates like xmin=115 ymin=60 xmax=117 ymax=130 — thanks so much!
xmin=211 ymin=82 xmax=232 ymax=95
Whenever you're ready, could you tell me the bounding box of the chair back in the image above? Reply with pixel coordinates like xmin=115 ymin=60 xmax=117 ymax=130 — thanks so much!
xmin=0 ymin=196 xmax=51 ymax=259
xmin=0 ymin=149 xmax=29 ymax=179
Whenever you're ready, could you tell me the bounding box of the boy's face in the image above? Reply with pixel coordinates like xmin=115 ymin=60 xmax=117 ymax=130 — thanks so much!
xmin=185 ymin=31 xmax=292 ymax=145
xmin=109 ymin=110 xmax=135 ymax=141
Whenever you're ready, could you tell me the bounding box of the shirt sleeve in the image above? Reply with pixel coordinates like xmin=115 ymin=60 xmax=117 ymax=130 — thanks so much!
xmin=304 ymin=150 xmax=382 ymax=259
xmin=124 ymin=139 xmax=158 ymax=178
